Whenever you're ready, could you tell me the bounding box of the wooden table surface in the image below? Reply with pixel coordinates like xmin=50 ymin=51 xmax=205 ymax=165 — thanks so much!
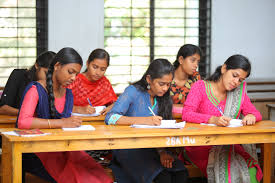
xmin=1 ymin=120 xmax=275 ymax=183
xmin=0 ymin=115 xmax=106 ymax=128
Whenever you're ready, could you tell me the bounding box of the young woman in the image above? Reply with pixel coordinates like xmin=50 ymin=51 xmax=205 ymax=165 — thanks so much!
xmin=0 ymin=51 xmax=56 ymax=115
xmin=105 ymin=59 xmax=188 ymax=183
xmin=181 ymin=55 xmax=262 ymax=182
xmin=171 ymin=44 xmax=202 ymax=117
xmin=17 ymin=47 xmax=112 ymax=183
xmin=68 ymin=48 xmax=117 ymax=115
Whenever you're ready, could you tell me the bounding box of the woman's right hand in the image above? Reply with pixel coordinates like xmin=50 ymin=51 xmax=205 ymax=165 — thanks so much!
xmin=208 ymin=116 xmax=231 ymax=127
xmin=144 ymin=116 xmax=162 ymax=125
xmin=76 ymin=105 xmax=96 ymax=114
xmin=62 ymin=116 xmax=82 ymax=128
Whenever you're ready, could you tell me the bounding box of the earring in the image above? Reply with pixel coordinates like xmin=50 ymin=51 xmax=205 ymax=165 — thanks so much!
xmin=147 ymin=84 xmax=150 ymax=90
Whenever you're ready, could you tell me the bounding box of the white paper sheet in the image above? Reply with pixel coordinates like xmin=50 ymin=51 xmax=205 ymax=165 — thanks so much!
xmin=201 ymin=119 xmax=243 ymax=127
xmin=1 ymin=131 xmax=51 ymax=137
xmin=62 ymin=125 xmax=95 ymax=131
xmin=131 ymin=121 xmax=185 ymax=129
xmin=71 ymin=106 xmax=106 ymax=117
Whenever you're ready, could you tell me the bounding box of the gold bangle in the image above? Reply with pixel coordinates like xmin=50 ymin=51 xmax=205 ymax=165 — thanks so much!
xmin=47 ymin=119 xmax=51 ymax=129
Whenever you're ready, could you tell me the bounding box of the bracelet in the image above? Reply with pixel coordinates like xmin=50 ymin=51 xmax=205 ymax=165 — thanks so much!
xmin=157 ymin=148 xmax=165 ymax=154
xmin=47 ymin=119 xmax=52 ymax=129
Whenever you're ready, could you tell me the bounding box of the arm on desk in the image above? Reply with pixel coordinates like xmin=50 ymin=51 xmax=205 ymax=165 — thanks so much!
xmin=241 ymin=94 xmax=262 ymax=122
xmin=73 ymin=105 xmax=96 ymax=114
xmin=18 ymin=85 xmax=82 ymax=129
xmin=0 ymin=105 xmax=18 ymax=116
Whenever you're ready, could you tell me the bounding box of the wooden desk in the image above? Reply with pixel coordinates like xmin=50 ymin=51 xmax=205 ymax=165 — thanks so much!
xmin=82 ymin=115 xmax=105 ymax=122
xmin=0 ymin=115 xmax=17 ymax=128
xmin=0 ymin=115 xmax=105 ymax=128
xmin=1 ymin=121 xmax=275 ymax=183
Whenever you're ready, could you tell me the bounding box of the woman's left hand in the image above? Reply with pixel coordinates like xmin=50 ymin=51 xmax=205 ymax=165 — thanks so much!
xmin=242 ymin=114 xmax=256 ymax=126
xmin=100 ymin=104 xmax=114 ymax=115
xmin=159 ymin=151 xmax=174 ymax=169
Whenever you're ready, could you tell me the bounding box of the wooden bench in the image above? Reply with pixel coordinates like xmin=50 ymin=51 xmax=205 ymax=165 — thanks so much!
xmin=247 ymin=92 xmax=275 ymax=120
xmin=246 ymin=78 xmax=275 ymax=85
xmin=266 ymin=104 xmax=275 ymax=182
xmin=247 ymin=84 xmax=275 ymax=93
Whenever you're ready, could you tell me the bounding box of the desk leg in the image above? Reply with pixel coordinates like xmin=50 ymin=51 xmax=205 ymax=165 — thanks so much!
xmin=263 ymin=143 xmax=272 ymax=183
xmin=1 ymin=136 xmax=22 ymax=183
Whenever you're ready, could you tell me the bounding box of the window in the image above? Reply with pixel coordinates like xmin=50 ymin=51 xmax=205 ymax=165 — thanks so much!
xmin=0 ymin=0 xmax=48 ymax=86
xmin=104 ymin=0 xmax=211 ymax=93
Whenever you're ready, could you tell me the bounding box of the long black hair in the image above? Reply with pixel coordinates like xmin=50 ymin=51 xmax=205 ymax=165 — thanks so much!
xmin=46 ymin=47 xmax=83 ymax=118
xmin=173 ymin=44 xmax=202 ymax=69
xmin=85 ymin=49 xmax=110 ymax=72
xmin=207 ymin=54 xmax=251 ymax=82
xmin=133 ymin=59 xmax=174 ymax=120
xmin=25 ymin=51 xmax=56 ymax=82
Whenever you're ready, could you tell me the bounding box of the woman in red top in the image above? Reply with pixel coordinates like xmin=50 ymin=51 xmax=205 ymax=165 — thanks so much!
xmin=68 ymin=49 xmax=117 ymax=115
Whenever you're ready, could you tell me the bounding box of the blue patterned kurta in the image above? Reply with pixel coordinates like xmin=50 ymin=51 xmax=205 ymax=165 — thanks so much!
xmin=105 ymin=85 xmax=187 ymax=183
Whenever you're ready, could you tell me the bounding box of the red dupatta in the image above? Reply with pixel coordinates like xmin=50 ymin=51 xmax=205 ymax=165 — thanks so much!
xmin=68 ymin=73 xmax=117 ymax=106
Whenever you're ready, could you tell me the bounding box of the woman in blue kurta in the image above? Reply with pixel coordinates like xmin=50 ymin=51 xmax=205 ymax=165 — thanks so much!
xmin=105 ymin=59 xmax=188 ymax=183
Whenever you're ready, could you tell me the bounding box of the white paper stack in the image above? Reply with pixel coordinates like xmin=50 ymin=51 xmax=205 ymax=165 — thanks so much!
xmin=1 ymin=131 xmax=51 ymax=137
xmin=62 ymin=125 xmax=95 ymax=131
xmin=131 ymin=120 xmax=186 ymax=129
xmin=71 ymin=106 xmax=106 ymax=117
xmin=201 ymin=119 xmax=243 ymax=127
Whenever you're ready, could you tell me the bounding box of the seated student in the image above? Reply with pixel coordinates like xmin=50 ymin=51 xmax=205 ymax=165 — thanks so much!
xmin=68 ymin=48 xmax=117 ymax=115
xmin=181 ymin=55 xmax=263 ymax=183
xmin=17 ymin=47 xmax=112 ymax=183
xmin=105 ymin=59 xmax=188 ymax=183
xmin=170 ymin=44 xmax=202 ymax=117
xmin=0 ymin=51 xmax=56 ymax=115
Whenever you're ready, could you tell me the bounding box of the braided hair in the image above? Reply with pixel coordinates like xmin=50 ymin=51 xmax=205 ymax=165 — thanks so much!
xmin=46 ymin=47 xmax=83 ymax=118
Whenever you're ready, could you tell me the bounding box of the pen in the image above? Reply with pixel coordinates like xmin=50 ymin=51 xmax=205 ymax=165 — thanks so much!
xmin=148 ymin=106 xmax=156 ymax=116
xmin=87 ymin=98 xmax=93 ymax=106
xmin=216 ymin=106 xmax=224 ymax=116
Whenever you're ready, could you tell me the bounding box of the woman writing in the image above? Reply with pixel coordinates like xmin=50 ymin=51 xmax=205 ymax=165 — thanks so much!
xmin=17 ymin=47 xmax=112 ymax=183
xmin=170 ymin=44 xmax=202 ymax=118
xmin=0 ymin=51 xmax=56 ymax=115
xmin=68 ymin=48 xmax=117 ymax=115
xmin=181 ymin=55 xmax=262 ymax=182
xmin=105 ymin=59 xmax=188 ymax=183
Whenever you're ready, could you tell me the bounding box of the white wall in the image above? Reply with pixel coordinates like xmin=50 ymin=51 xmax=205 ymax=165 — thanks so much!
xmin=212 ymin=0 xmax=275 ymax=78
xmin=48 ymin=0 xmax=104 ymax=66
xmin=48 ymin=0 xmax=275 ymax=78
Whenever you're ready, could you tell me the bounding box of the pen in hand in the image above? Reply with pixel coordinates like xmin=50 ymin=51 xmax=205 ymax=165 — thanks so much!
xmin=87 ymin=98 xmax=93 ymax=106
xmin=148 ymin=106 xmax=156 ymax=116
xmin=216 ymin=106 xmax=224 ymax=116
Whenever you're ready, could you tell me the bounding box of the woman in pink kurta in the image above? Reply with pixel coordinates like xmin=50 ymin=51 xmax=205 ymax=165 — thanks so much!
xmin=181 ymin=55 xmax=262 ymax=183
xmin=17 ymin=48 xmax=112 ymax=183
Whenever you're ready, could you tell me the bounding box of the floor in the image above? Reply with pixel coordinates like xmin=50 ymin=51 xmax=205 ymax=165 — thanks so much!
xmin=25 ymin=174 xmax=207 ymax=183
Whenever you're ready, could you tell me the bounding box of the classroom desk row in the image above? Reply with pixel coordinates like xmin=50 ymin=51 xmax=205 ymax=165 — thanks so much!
xmin=0 ymin=115 xmax=106 ymax=128
xmin=0 ymin=120 xmax=274 ymax=183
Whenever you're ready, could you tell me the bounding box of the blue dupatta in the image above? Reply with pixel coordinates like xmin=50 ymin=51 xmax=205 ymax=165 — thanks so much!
xmin=16 ymin=81 xmax=73 ymax=127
